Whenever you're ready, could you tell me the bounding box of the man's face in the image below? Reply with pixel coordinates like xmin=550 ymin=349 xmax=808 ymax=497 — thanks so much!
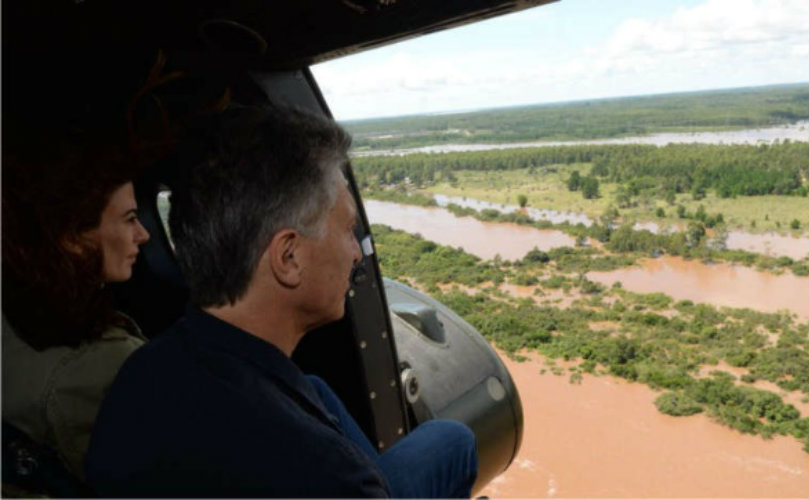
xmin=298 ymin=180 xmax=362 ymax=329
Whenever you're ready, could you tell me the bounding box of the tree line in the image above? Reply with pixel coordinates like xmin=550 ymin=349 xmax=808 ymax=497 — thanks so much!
xmin=344 ymin=84 xmax=809 ymax=150
xmin=353 ymin=141 xmax=809 ymax=198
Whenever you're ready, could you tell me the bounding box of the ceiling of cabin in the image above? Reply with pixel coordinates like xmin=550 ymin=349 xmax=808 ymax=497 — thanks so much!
xmin=5 ymin=0 xmax=557 ymax=69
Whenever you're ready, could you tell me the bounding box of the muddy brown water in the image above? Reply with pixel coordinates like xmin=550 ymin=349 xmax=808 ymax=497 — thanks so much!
xmin=478 ymin=352 xmax=809 ymax=498
xmin=367 ymin=200 xmax=809 ymax=320
xmin=365 ymin=200 xmax=575 ymax=260
xmin=432 ymin=194 xmax=809 ymax=260
xmin=587 ymin=256 xmax=809 ymax=321
xmin=368 ymin=200 xmax=809 ymax=496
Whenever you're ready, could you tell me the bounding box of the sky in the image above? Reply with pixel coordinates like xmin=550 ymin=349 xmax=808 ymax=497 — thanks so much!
xmin=311 ymin=0 xmax=809 ymax=121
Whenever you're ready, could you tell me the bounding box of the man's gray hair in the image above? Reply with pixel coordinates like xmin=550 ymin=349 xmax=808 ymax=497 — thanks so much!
xmin=169 ymin=103 xmax=352 ymax=307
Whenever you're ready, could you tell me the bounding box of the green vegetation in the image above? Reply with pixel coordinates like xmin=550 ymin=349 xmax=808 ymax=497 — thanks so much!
xmin=353 ymin=139 xmax=809 ymax=236
xmin=354 ymin=142 xmax=809 ymax=199
xmin=517 ymin=194 xmax=528 ymax=208
xmin=373 ymin=224 xmax=809 ymax=453
xmin=358 ymin=83 xmax=809 ymax=454
xmin=344 ymin=84 xmax=809 ymax=150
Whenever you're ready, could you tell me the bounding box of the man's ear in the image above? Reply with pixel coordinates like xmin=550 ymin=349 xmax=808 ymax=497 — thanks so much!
xmin=267 ymin=228 xmax=303 ymax=288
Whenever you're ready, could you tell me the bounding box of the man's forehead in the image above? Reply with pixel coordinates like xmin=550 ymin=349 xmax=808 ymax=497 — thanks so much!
xmin=340 ymin=181 xmax=358 ymax=217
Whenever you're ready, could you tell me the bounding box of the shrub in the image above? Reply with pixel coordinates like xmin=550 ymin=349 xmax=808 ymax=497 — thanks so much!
xmin=517 ymin=194 xmax=528 ymax=208
xmin=655 ymin=392 xmax=704 ymax=416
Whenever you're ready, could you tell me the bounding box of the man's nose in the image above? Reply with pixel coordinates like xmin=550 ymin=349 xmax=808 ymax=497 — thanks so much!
xmin=352 ymin=235 xmax=362 ymax=265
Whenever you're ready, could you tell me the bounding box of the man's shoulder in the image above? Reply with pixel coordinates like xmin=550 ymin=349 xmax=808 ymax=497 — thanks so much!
xmin=88 ymin=315 xmax=390 ymax=497
xmin=98 ymin=314 xmax=289 ymax=421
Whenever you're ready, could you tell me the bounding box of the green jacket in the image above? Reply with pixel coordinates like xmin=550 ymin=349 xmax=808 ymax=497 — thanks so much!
xmin=2 ymin=314 xmax=145 ymax=480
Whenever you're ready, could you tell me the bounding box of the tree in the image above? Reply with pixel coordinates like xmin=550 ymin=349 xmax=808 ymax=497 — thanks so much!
xmin=655 ymin=207 xmax=665 ymax=218
xmin=790 ymin=219 xmax=801 ymax=230
xmin=567 ymin=170 xmax=581 ymax=191
xmin=581 ymin=176 xmax=600 ymax=199
xmin=614 ymin=185 xmax=632 ymax=208
xmin=517 ymin=194 xmax=528 ymax=208
xmin=695 ymin=204 xmax=707 ymax=222
xmin=686 ymin=221 xmax=706 ymax=248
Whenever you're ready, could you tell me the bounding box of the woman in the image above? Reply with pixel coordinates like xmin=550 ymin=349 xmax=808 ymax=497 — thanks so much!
xmin=2 ymin=123 xmax=151 ymax=482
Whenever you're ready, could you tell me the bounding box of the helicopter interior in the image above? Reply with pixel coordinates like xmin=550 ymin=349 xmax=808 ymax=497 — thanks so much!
xmin=3 ymin=0 xmax=556 ymax=495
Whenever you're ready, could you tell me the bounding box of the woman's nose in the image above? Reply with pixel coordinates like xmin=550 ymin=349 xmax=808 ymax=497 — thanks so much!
xmin=136 ymin=220 xmax=150 ymax=244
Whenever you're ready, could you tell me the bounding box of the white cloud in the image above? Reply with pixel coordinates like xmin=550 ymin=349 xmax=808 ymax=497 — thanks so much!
xmin=591 ymin=0 xmax=809 ymax=79
xmin=314 ymin=0 xmax=809 ymax=119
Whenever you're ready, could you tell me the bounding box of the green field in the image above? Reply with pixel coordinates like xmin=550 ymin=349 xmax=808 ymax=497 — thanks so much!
xmin=422 ymin=166 xmax=809 ymax=234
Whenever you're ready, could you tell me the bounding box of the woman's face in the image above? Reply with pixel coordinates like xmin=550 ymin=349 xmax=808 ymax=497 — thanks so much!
xmin=84 ymin=182 xmax=150 ymax=282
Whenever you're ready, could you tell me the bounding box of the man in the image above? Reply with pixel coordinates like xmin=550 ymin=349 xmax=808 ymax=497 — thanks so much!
xmin=85 ymin=104 xmax=478 ymax=497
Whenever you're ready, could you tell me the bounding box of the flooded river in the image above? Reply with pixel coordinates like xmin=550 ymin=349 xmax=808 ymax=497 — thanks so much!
xmin=366 ymin=200 xmax=809 ymax=319
xmin=478 ymin=352 xmax=809 ymax=498
xmin=433 ymin=194 xmax=809 ymax=260
xmin=367 ymin=199 xmax=809 ymax=496
xmin=588 ymin=256 xmax=809 ymax=321
xmin=365 ymin=200 xmax=575 ymax=260
xmin=357 ymin=121 xmax=809 ymax=156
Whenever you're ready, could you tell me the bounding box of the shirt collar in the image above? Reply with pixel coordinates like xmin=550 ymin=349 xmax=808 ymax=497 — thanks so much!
xmin=179 ymin=307 xmax=331 ymax=422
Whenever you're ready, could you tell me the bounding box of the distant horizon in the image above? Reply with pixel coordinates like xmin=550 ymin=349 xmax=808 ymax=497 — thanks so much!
xmin=339 ymin=81 xmax=809 ymax=124
xmin=313 ymin=0 xmax=809 ymax=121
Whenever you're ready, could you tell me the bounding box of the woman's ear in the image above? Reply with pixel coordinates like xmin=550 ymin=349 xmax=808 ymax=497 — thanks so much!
xmin=267 ymin=228 xmax=303 ymax=288
xmin=61 ymin=232 xmax=92 ymax=256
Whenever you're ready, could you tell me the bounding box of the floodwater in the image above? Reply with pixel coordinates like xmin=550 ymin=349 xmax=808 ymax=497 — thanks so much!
xmin=434 ymin=194 xmax=593 ymax=226
xmin=726 ymin=231 xmax=809 ymax=261
xmin=478 ymin=351 xmax=809 ymax=498
xmin=357 ymin=121 xmax=809 ymax=156
xmin=365 ymin=200 xmax=575 ymax=261
xmin=366 ymin=200 xmax=809 ymax=319
xmin=588 ymin=256 xmax=809 ymax=321
xmin=433 ymin=194 xmax=809 ymax=260
xmin=368 ymin=200 xmax=809 ymax=496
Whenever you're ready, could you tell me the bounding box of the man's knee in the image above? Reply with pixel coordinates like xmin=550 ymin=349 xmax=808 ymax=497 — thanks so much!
xmin=420 ymin=419 xmax=476 ymax=449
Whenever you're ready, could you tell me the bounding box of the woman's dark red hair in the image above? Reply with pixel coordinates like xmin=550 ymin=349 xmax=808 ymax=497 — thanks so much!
xmin=2 ymin=49 xmax=233 ymax=349
xmin=2 ymin=123 xmax=141 ymax=349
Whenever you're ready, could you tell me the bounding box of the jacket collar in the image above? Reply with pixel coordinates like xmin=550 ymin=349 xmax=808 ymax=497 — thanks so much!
xmin=178 ymin=307 xmax=333 ymax=425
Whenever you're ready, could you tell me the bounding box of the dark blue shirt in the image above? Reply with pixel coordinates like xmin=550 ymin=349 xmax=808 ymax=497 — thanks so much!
xmin=85 ymin=308 xmax=390 ymax=498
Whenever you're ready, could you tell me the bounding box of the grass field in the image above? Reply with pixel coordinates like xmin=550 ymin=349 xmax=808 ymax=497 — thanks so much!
xmin=422 ymin=165 xmax=809 ymax=234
